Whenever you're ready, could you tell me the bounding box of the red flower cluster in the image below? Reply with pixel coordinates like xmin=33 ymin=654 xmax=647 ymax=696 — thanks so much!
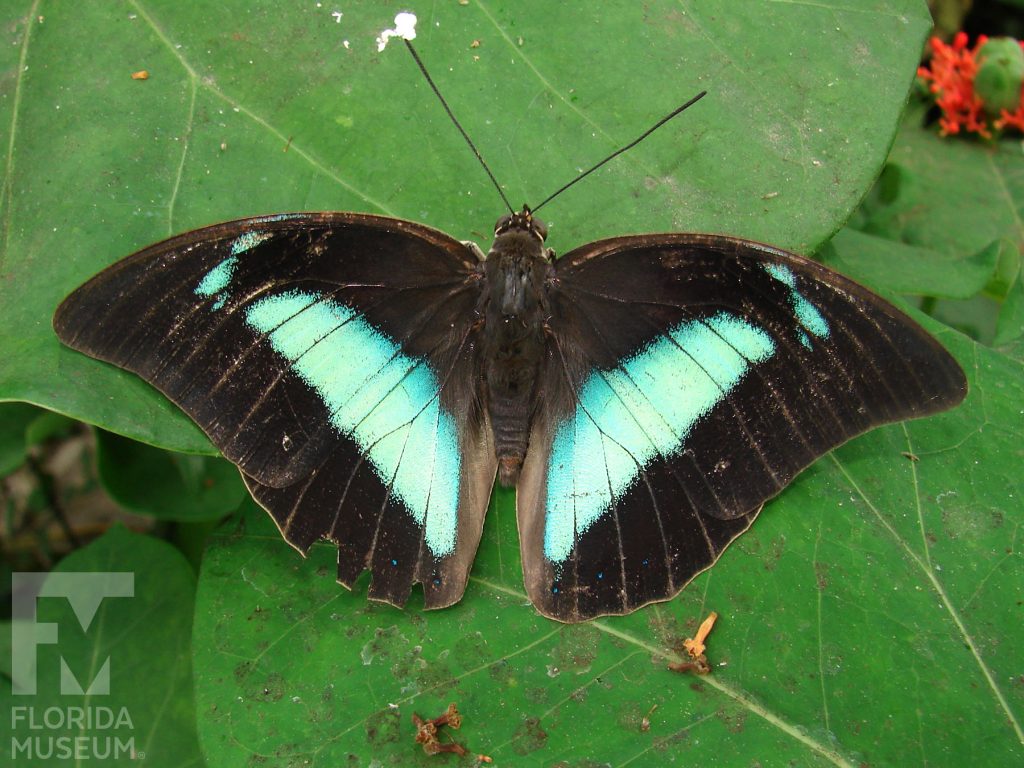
xmin=917 ymin=32 xmax=1024 ymax=137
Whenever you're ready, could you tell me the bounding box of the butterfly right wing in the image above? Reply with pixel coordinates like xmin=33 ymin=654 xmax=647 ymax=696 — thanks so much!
xmin=54 ymin=212 xmax=497 ymax=608
xmin=516 ymin=233 xmax=966 ymax=621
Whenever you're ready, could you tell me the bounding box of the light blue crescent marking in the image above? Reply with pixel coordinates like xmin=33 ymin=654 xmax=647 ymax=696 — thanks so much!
xmin=194 ymin=234 xmax=275 ymax=309
xmin=763 ymin=263 xmax=829 ymax=339
xmin=230 ymin=230 xmax=273 ymax=256
xmin=195 ymin=256 xmax=238 ymax=298
xmin=245 ymin=290 xmax=461 ymax=558
xmin=544 ymin=312 xmax=776 ymax=564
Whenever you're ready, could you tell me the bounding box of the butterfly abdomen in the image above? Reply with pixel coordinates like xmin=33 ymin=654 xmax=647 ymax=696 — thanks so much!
xmin=481 ymin=227 xmax=554 ymax=486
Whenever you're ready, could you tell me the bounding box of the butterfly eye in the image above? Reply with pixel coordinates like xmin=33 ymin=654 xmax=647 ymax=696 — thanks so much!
xmin=494 ymin=214 xmax=512 ymax=234
xmin=530 ymin=217 xmax=548 ymax=241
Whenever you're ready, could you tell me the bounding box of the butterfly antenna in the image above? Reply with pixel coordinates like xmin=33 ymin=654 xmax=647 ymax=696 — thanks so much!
xmin=404 ymin=40 xmax=514 ymax=214
xmin=531 ymin=90 xmax=708 ymax=214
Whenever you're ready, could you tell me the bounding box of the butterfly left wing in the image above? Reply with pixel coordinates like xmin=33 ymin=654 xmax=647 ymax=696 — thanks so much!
xmin=54 ymin=212 xmax=496 ymax=609
xmin=517 ymin=234 xmax=966 ymax=621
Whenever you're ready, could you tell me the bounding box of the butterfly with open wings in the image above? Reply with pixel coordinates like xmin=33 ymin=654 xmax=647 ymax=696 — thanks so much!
xmin=53 ymin=25 xmax=966 ymax=623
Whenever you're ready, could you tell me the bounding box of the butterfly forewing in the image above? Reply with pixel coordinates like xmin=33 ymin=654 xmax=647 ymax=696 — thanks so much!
xmin=518 ymin=234 xmax=967 ymax=621
xmin=54 ymin=213 xmax=497 ymax=608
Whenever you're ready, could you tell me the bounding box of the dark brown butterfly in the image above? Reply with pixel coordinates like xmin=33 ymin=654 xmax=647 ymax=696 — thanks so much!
xmin=53 ymin=31 xmax=966 ymax=622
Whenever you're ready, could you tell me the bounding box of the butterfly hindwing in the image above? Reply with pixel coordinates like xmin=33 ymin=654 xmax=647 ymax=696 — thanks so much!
xmin=243 ymin=414 xmax=496 ymax=609
xmin=519 ymin=234 xmax=967 ymax=621
xmin=54 ymin=213 xmax=497 ymax=608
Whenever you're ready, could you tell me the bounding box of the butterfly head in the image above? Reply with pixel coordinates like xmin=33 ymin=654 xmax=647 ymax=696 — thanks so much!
xmin=494 ymin=205 xmax=547 ymax=243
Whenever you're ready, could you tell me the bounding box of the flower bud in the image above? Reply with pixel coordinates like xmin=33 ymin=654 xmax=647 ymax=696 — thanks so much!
xmin=975 ymin=37 xmax=1024 ymax=116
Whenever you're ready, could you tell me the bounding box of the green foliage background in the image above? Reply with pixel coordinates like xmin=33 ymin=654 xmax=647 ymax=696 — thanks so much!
xmin=1 ymin=1 xmax=1021 ymax=766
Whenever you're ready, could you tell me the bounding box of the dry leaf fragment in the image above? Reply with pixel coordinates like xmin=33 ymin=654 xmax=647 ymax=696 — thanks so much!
xmin=413 ymin=703 xmax=474 ymax=757
xmin=669 ymin=611 xmax=718 ymax=675
xmin=683 ymin=611 xmax=718 ymax=658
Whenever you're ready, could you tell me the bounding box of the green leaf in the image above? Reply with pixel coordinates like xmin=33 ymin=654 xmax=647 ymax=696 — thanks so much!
xmin=0 ymin=622 xmax=11 ymax=680
xmin=95 ymin=431 xmax=246 ymax=522
xmin=841 ymin=99 xmax=1022 ymax=344
xmin=995 ymin=270 xmax=1024 ymax=347
xmin=991 ymin=236 xmax=1022 ymax=298
xmin=849 ymin=102 xmax=1024 ymax=280
xmin=192 ymin=328 xmax=1023 ymax=766
xmin=0 ymin=402 xmax=43 ymax=476
xmin=820 ymin=228 xmax=999 ymax=298
xmin=1 ymin=0 xmax=929 ymax=454
xmin=22 ymin=410 xmax=76 ymax=448
xmin=2 ymin=525 xmax=205 ymax=768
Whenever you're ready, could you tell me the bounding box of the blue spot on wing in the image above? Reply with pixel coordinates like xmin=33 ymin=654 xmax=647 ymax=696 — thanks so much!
xmin=544 ymin=312 xmax=776 ymax=564
xmin=194 ymin=234 xmax=275 ymax=309
xmin=244 ymin=290 xmax=462 ymax=559
xmin=196 ymin=256 xmax=238 ymax=299
xmin=230 ymin=230 xmax=273 ymax=256
xmin=763 ymin=263 xmax=829 ymax=340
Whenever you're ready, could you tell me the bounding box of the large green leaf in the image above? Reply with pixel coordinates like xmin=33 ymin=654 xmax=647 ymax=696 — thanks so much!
xmin=192 ymin=329 xmax=1023 ymax=766
xmin=849 ymin=102 xmax=1024 ymax=262
xmin=841 ymin=99 xmax=1024 ymax=352
xmin=12 ymin=2 xmax=1021 ymax=766
xmin=821 ymin=228 xmax=1000 ymax=299
xmin=95 ymin=431 xmax=245 ymax=522
xmin=1 ymin=0 xmax=928 ymax=453
xmin=2 ymin=526 xmax=204 ymax=768
xmin=0 ymin=402 xmax=44 ymax=476
xmin=995 ymin=271 xmax=1024 ymax=346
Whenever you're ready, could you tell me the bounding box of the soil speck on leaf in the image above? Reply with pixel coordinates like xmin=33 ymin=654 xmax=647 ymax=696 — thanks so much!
xmin=511 ymin=716 xmax=548 ymax=756
xmin=454 ymin=630 xmax=489 ymax=666
xmin=815 ymin=561 xmax=830 ymax=590
xmin=763 ymin=535 xmax=785 ymax=571
xmin=255 ymin=672 xmax=285 ymax=701
xmin=489 ymin=659 xmax=514 ymax=685
xmin=365 ymin=707 xmax=401 ymax=748
xmin=646 ymin=611 xmax=683 ymax=647
xmin=715 ymin=706 xmax=747 ymax=734
xmin=550 ymin=624 xmax=599 ymax=674
xmin=525 ymin=686 xmax=549 ymax=703
xmin=233 ymin=661 xmax=254 ymax=682
xmin=360 ymin=625 xmax=404 ymax=666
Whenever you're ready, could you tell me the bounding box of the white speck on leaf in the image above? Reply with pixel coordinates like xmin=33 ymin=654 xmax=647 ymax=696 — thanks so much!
xmin=360 ymin=640 xmax=376 ymax=665
xmin=376 ymin=12 xmax=417 ymax=52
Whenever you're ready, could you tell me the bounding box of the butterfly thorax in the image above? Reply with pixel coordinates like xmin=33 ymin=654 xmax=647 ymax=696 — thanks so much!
xmin=481 ymin=211 xmax=553 ymax=486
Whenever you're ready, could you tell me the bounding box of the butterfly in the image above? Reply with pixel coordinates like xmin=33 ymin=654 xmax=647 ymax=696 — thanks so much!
xmin=52 ymin=203 xmax=966 ymax=621
xmin=52 ymin=30 xmax=967 ymax=622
